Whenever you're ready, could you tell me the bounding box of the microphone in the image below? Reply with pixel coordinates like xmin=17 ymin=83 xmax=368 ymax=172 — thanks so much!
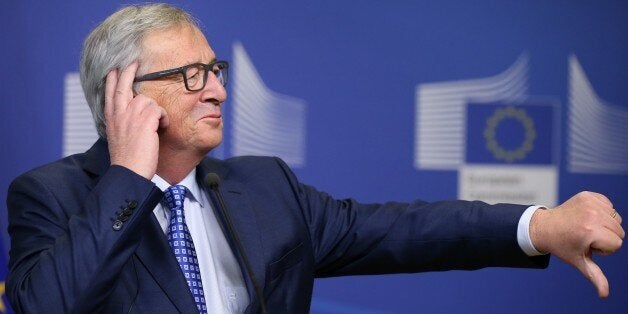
xmin=205 ymin=172 xmax=220 ymax=190
xmin=204 ymin=173 xmax=267 ymax=314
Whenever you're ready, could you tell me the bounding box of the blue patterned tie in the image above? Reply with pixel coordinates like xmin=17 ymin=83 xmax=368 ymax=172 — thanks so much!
xmin=164 ymin=185 xmax=207 ymax=314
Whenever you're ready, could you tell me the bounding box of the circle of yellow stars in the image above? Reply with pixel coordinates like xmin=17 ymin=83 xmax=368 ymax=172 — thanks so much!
xmin=483 ymin=105 xmax=536 ymax=163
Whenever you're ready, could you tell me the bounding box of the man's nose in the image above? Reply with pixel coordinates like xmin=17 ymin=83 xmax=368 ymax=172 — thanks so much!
xmin=200 ymin=72 xmax=227 ymax=104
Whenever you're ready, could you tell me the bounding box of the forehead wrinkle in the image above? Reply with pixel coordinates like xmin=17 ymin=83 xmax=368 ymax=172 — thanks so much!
xmin=172 ymin=24 xmax=213 ymax=65
xmin=189 ymin=25 xmax=215 ymax=64
xmin=140 ymin=23 xmax=202 ymax=72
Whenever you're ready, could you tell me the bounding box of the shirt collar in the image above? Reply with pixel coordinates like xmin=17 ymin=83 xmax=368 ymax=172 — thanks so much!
xmin=151 ymin=168 xmax=203 ymax=206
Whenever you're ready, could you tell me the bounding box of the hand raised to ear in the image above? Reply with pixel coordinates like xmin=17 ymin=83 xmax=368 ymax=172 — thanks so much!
xmin=104 ymin=61 xmax=169 ymax=179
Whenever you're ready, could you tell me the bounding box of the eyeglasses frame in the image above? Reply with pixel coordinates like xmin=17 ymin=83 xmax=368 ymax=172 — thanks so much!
xmin=133 ymin=60 xmax=229 ymax=92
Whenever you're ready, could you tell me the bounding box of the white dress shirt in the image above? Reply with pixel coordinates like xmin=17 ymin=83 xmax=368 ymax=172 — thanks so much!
xmin=152 ymin=170 xmax=249 ymax=313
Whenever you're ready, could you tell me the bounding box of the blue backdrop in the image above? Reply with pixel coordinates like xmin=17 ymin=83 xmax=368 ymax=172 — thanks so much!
xmin=1 ymin=1 xmax=627 ymax=313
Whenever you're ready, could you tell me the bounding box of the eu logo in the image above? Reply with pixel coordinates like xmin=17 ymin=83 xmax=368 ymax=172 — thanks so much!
xmin=466 ymin=102 xmax=556 ymax=165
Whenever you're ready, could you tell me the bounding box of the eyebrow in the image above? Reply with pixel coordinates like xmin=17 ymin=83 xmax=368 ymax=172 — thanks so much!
xmin=181 ymin=57 xmax=217 ymax=68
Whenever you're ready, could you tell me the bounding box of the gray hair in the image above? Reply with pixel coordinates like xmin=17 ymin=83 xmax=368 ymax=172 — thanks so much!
xmin=80 ymin=3 xmax=199 ymax=138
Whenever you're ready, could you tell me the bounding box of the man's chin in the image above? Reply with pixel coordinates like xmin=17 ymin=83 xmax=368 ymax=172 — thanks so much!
xmin=201 ymin=135 xmax=223 ymax=155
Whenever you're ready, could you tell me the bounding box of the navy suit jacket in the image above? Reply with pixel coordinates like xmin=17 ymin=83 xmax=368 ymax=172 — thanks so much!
xmin=7 ymin=139 xmax=548 ymax=313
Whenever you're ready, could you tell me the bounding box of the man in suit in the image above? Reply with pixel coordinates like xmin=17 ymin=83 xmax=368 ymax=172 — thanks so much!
xmin=6 ymin=3 xmax=624 ymax=313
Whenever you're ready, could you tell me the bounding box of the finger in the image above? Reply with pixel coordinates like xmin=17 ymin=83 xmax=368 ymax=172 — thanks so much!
xmin=158 ymin=106 xmax=169 ymax=129
xmin=104 ymin=68 xmax=119 ymax=119
xmin=581 ymin=256 xmax=609 ymax=298
xmin=614 ymin=223 xmax=625 ymax=240
xmin=611 ymin=210 xmax=622 ymax=225
xmin=602 ymin=211 xmax=625 ymax=239
xmin=596 ymin=204 xmax=617 ymax=220
xmin=131 ymin=95 xmax=168 ymax=130
xmin=114 ymin=61 xmax=139 ymax=111
xmin=588 ymin=191 xmax=613 ymax=208
xmin=590 ymin=228 xmax=623 ymax=254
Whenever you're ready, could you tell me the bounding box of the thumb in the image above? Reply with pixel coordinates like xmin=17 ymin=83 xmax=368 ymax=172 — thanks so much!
xmin=577 ymin=254 xmax=609 ymax=298
xmin=159 ymin=106 xmax=169 ymax=129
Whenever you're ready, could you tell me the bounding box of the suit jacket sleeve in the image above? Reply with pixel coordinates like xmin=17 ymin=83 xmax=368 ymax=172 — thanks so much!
xmin=268 ymin=157 xmax=549 ymax=277
xmin=6 ymin=164 xmax=163 ymax=313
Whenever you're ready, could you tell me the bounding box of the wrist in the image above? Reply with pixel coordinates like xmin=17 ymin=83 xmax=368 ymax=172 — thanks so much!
xmin=111 ymin=162 xmax=154 ymax=180
xmin=529 ymin=207 xmax=550 ymax=254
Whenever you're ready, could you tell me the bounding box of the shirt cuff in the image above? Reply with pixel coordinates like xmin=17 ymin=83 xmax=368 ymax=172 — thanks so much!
xmin=517 ymin=205 xmax=547 ymax=256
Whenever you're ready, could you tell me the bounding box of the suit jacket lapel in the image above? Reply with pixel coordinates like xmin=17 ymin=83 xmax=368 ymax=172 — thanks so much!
xmin=82 ymin=138 xmax=199 ymax=312
xmin=197 ymin=158 xmax=267 ymax=311
xmin=135 ymin=216 xmax=200 ymax=313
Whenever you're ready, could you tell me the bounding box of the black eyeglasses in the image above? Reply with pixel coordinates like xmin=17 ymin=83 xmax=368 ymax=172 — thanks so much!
xmin=134 ymin=60 xmax=229 ymax=92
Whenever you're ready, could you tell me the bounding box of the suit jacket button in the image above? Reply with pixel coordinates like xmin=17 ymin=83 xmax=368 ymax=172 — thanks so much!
xmin=128 ymin=200 xmax=138 ymax=209
xmin=112 ymin=220 xmax=123 ymax=231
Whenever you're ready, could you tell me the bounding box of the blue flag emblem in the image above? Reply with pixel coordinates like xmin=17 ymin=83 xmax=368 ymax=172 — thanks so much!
xmin=466 ymin=102 xmax=556 ymax=165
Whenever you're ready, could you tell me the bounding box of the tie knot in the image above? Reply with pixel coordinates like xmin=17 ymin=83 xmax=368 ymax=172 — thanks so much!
xmin=164 ymin=185 xmax=187 ymax=210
